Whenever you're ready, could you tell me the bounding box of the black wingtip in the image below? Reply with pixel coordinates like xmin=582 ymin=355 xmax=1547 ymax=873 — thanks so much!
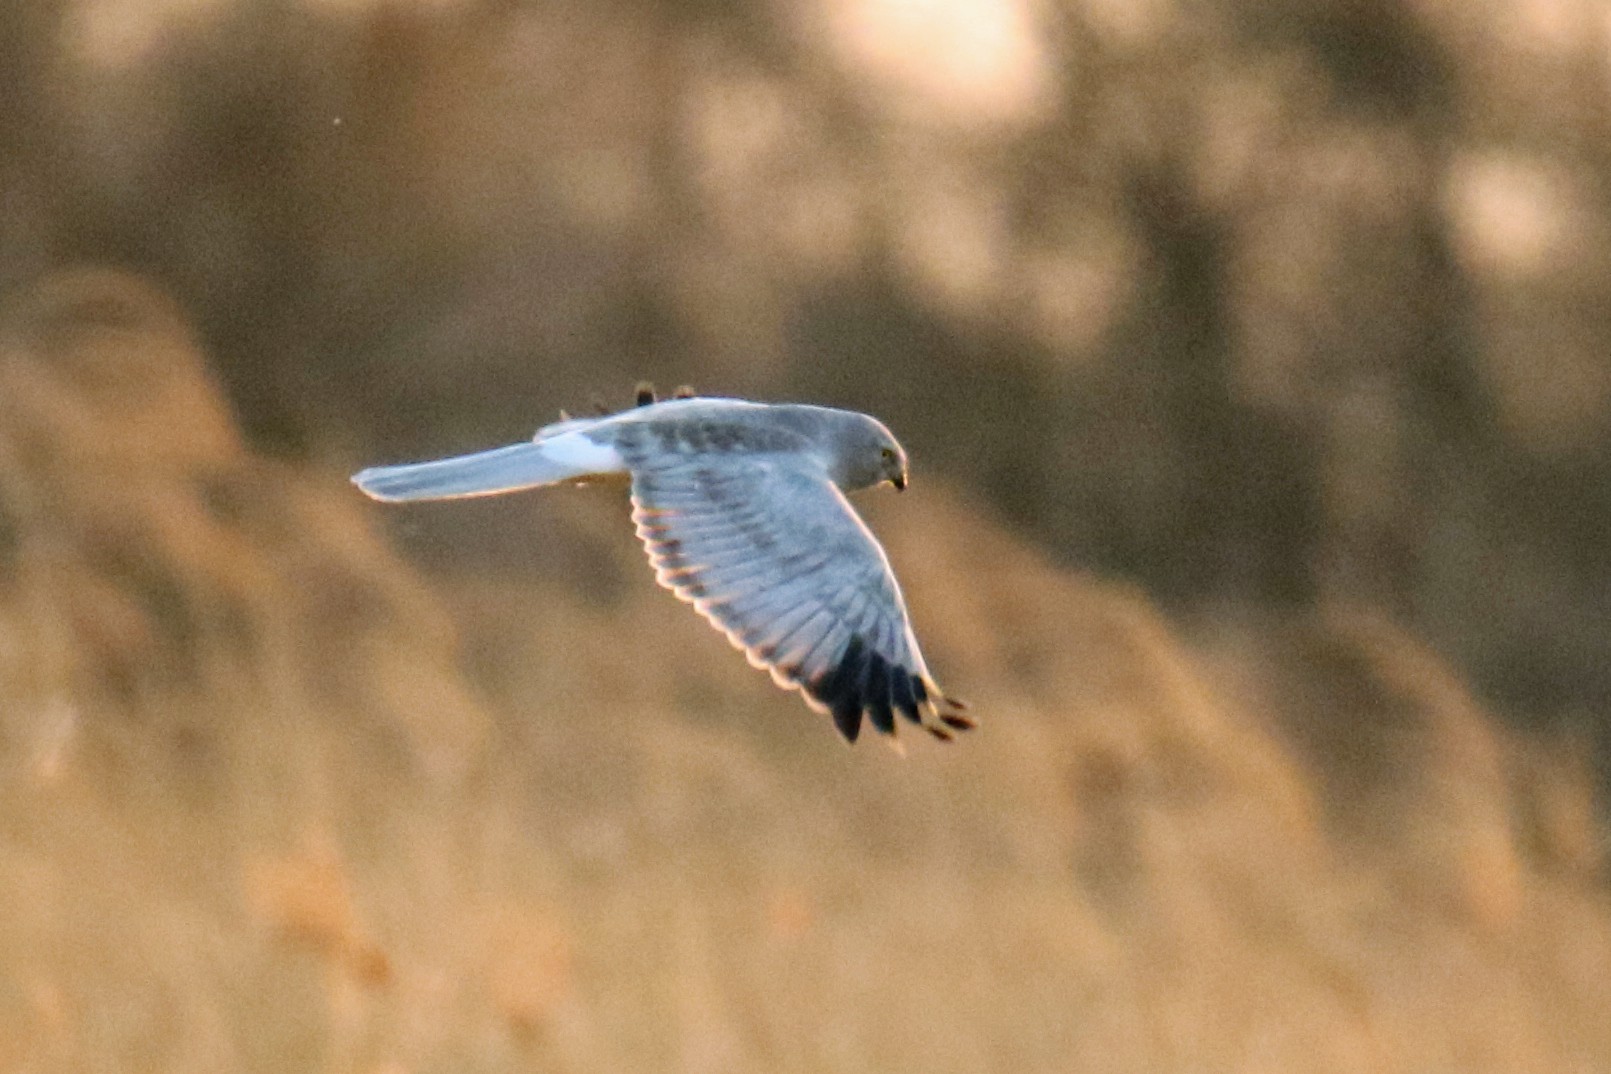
xmin=804 ymin=635 xmax=973 ymax=745
xmin=891 ymin=673 xmax=921 ymax=726
xmin=831 ymin=699 xmax=863 ymax=743
xmin=811 ymin=635 xmax=870 ymax=744
xmin=635 ymin=381 xmax=658 ymax=407
xmin=864 ymin=658 xmax=895 ymax=736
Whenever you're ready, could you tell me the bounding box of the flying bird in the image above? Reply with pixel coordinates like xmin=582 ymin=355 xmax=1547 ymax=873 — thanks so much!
xmin=352 ymin=386 xmax=972 ymax=744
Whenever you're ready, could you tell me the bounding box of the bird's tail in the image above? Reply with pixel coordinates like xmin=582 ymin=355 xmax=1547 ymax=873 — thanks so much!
xmin=352 ymin=431 xmax=623 ymax=503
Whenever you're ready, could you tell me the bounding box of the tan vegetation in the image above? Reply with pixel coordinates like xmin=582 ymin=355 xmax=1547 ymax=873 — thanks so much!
xmin=0 ymin=267 xmax=1606 ymax=1072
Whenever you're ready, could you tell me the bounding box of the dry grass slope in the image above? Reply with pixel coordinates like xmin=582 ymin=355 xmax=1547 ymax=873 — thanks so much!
xmin=0 ymin=268 xmax=1607 ymax=1072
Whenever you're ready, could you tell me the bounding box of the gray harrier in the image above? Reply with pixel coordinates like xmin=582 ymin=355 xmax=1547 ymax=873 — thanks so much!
xmin=353 ymin=387 xmax=971 ymax=744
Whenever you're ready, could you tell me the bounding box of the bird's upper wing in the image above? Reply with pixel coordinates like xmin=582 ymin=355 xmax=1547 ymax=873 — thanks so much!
xmin=627 ymin=451 xmax=970 ymax=743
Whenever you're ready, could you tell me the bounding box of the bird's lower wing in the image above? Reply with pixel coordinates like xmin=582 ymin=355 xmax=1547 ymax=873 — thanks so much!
xmin=629 ymin=455 xmax=971 ymax=744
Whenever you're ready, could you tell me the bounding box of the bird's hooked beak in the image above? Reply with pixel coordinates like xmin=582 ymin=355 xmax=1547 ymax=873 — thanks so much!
xmin=891 ymin=470 xmax=908 ymax=492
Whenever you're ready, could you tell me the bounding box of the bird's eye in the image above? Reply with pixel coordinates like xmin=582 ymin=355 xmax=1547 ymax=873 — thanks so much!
xmin=881 ymin=447 xmax=896 ymax=462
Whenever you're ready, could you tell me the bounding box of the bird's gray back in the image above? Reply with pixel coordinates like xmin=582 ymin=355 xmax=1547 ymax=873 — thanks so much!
xmin=579 ymin=399 xmax=849 ymax=466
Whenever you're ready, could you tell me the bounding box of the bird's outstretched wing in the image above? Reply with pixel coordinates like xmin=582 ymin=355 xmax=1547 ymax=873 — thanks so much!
xmin=629 ymin=454 xmax=970 ymax=743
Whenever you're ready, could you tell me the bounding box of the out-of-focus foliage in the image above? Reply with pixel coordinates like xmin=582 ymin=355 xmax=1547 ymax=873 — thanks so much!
xmin=3 ymin=1 xmax=1611 ymax=1069
xmin=0 ymin=266 xmax=1607 ymax=1072
xmin=5 ymin=0 xmax=1611 ymax=735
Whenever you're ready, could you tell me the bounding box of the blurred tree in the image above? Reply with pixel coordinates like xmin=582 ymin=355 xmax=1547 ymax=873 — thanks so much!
xmin=3 ymin=0 xmax=1609 ymax=763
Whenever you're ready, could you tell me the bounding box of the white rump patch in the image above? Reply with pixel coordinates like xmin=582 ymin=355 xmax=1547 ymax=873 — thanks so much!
xmin=537 ymin=430 xmax=627 ymax=475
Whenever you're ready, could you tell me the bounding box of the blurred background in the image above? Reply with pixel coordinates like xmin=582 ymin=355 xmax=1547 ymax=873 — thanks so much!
xmin=2 ymin=0 xmax=1610 ymax=1069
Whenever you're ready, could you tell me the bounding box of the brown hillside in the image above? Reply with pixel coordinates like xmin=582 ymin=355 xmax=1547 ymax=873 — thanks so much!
xmin=0 ymin=268 xmax=1606 ymax=1072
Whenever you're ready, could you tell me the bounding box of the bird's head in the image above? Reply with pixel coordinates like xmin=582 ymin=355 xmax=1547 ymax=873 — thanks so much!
xmin=831 ymin=411 xmax=909 ymax=493
xmin=880 ymin=439 xmax=909 ymax=491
